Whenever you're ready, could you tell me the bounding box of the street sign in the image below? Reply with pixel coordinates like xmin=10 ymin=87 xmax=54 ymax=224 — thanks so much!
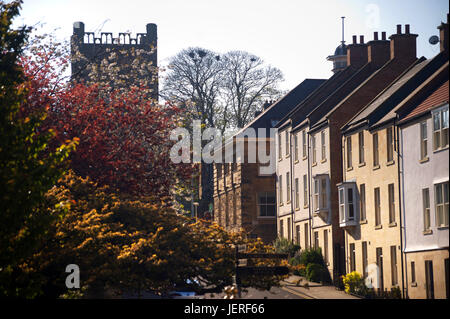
xmin=237 ymin=253 xmax=288 ymax=259
xmin=236 ymin=266 xmax=289 ymax=276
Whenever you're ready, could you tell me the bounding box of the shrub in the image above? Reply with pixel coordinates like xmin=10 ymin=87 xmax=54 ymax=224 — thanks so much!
xmin=298 ymin=248 xmax=326 ymax=267
xmin=290 ymin=264 xmax=306 ymax=277
xmin=306 ymin=263 xmax=330 ymax=283
xmin=341 ymin=271 xmax=367 ymax=295
xmin=272 ymin=237 xmax=300 ymax=257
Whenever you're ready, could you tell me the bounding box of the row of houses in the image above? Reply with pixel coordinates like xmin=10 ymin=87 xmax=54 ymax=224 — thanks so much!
xmin=212 ymin=15 xmax=449 ymax=299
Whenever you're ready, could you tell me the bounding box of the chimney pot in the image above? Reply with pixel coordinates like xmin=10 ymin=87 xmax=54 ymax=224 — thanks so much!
xmin=360 ymin=35 xmax=364 ymax=44
xmin=405 ymin=24 xmax=410 ymax=34
xmin=382 ymin=32 xmax=387 ymax=40
xmin=352 ymin=35 xmax=357 ymax=44
xmin=374 ymin=32 xmax=379 ymax=41
xmin=397 ymin=24 xmax=402 ymax=34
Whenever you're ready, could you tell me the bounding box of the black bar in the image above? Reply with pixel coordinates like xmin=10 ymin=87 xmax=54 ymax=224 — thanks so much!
xmin=236 ymin=266 xmax=289 ymax=276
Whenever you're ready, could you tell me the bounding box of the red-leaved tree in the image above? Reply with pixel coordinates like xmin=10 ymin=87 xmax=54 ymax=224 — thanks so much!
xmin=20 ymin=38 xmax=192 ymax=198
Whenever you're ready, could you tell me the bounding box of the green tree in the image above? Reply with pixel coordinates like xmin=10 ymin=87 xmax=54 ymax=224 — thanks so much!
xmin=0 ymin=0 xmax=76 ymax=297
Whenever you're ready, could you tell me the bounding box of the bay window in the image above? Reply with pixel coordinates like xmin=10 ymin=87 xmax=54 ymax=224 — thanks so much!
xmin=338 ymin=182 xmax=358 ymax=227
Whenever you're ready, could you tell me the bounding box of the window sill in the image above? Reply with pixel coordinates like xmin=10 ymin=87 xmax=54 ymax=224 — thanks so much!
xmin=423 ymin=229 xmax=433 ymax=235
xmin=286 ymin=200 xmax=291 ymax=205
xmin=386 ymin=160 xmax=395 ymax=166
xmin=312 ymin=162 xmax=317 ymax=167
xmin=373 ymin=165 xmax=380 ymax=171
xmin=294 ymin=159 xmax=299 ymax=164
xmin=279 ymin=203 xmax=284 ymax=207
xmin=302 ymin=156 xmax=307 ymax=161
xmin=433 ymin=146 xmax=449 ymax=154
xmin=411 ymin=282 xmax=417 ymax=287
xmin=295 ymin=207 xmax=300 ymax=211
xmin=389 ymin=222 xmax=397 ymax=228
xmin=346 ymin=166 xmax=353 ymax=172
xmin=321 ymin=158 xmax=327 ymax=164
xmin=360 ymin=219 xmax=368 ymax=225
xmin=358 ymin=162 xmax=366 ymax=168
xmin=437 ymin=226 xmax=449 ymax=230
xmin=375 ymin=225 xmax=382 ymax=230
xmin=278 ymin=158 xmax=283 ymax=162
xmin=303 ymin=205 xmax=309 ymax=209
xmin=285 ymin=154 xmax=291 ymax=159
xmin=419 ymin=157 xmax=429 ymax=164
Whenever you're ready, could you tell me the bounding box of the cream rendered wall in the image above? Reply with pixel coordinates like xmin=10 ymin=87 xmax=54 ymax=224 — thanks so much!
xmin=293 ymin=127 xmax=311 ymax=250
xmin=276 ymin=126 xmax=294 ymax=239
xmin=343 ymin=125 xmax=404 ymax=293
xmin=309 ymin=127 xmax=334 ymax=275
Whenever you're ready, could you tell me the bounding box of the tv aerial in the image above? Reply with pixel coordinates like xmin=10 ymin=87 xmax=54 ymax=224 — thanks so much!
xmin=429 ymin=35 xmax=440 ymax=45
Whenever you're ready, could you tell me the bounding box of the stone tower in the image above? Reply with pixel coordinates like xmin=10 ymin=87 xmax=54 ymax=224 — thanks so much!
xmin=70 ymin=21 xmax=158 ymax=100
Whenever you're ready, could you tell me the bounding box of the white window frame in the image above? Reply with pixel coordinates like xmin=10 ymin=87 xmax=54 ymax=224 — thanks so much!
xmin=435 ymin=181 xmax=449 ymax=228
xmin=295 ymin=178 xmax=300 ymax=209
xmin=432 ymin=105 xmax=449 ymax=151
xmin=338 ymin=182 xmax=359 ymax=227
xmin=311 ymin=135 xmax=317 ymax=164
xmin=420 ymin=121 xmax=428 ymax=160
xmin=321 ymin=130 xmax=326 ymax=161
xmin=313 ymin=174 xmax=329 ymax=212
xmin=285 ymin=130 xmax=290 ymax=156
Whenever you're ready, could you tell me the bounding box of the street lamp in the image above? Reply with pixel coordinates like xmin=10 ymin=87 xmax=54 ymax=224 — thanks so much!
xmin=193 ymin=202 xmax=199 ymax=221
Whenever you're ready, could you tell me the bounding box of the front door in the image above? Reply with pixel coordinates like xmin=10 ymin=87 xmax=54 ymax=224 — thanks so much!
xmin=425 ymin=260 xmax=434 ymax=299
xmin=376 ymin=247 xmax=384 ymax=293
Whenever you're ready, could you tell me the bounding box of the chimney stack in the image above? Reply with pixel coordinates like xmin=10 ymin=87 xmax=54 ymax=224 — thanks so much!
xmin=389 ymin=24 xmax=418 ymax=62
xmin=367 ymin=31 xmax=390 ymax=68
xmin=347 ymin=35 xmax=368 ymax=68
xmin=438 ymin=13 xmax=449 ymax=53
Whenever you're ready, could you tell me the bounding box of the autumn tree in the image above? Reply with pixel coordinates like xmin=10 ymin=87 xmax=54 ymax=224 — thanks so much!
xmin=35 ymin=171 xmax=287 ymax=298
xmin=0 ymin=0 xmax=76 ymax=297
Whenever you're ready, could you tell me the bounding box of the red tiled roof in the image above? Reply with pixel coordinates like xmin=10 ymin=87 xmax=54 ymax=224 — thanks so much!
xmin=402 ymin=80 xmax=449 ymax=121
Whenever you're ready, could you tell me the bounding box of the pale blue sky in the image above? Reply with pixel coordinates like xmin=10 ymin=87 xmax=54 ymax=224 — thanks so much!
xmin=15 ymin=0 xmax=449 ymax=90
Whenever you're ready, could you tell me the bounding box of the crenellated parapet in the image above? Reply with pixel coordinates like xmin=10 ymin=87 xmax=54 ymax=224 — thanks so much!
xmin=70 ymin=21 xmax=158 ymax=100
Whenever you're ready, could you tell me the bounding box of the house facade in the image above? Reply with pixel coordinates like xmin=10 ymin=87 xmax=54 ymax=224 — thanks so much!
xmin=340 ymin=24 xmax=448 ymax=296
xmin=213 ymin=79 xmax=325 ymax=243
xmin=399 ymin=79 xmax=449 ymax=299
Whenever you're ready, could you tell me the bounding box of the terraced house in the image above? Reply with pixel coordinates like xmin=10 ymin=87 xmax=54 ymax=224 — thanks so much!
xmin=340 ymin=17 xmax=448 ymax=297
xmin=276 ymin=23 xmax=424 ymax=283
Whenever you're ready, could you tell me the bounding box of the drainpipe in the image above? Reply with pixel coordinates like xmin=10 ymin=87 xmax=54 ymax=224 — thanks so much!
xmin=290 ymin=131 xmax=295 ymax=244
xmin=395 ymin=117 xmax=406 ymax=299
xmin=342 ymin=134 xmax=348 ymax=275
xmin=307 ymin=129 xmax=312 ymax=249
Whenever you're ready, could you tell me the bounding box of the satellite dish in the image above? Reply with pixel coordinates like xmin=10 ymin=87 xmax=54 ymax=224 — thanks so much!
xmin=429 ymin=35 xmax=440 ymax=45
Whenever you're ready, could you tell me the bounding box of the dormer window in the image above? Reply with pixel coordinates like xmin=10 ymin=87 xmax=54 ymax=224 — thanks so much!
xmin=338 ymin=182 xmax=359 ymax=227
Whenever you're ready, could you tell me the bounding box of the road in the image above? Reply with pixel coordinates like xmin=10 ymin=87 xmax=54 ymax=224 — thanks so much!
xmin=202 ymin=285 xmax=304 ymax=299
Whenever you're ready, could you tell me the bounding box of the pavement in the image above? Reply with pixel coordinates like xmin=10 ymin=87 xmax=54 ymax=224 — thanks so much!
xmin=279 ymin=275 xmax=360 ymax=299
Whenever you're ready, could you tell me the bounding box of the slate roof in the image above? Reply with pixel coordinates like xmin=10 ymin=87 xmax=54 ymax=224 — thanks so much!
xmin=224 ymin=78 xmax=325 ymax=144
